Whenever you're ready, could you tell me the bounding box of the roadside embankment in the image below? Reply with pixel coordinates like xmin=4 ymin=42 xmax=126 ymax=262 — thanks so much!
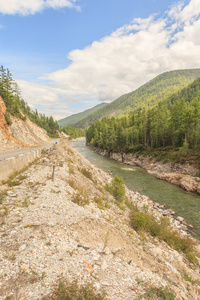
xmin=0 ymin=142 xmax=56 ymax=183
xmin=0 ymin=138 xmax=200 ymax=299
xmin=0 ymin=149 xmax=42 ymax=182
xmin=87 ymin=144 xmax=200 ymax=195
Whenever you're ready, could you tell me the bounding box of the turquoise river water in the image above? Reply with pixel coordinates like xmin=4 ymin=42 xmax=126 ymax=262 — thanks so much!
xmin=72 ymin=138 xmax=200 ymax=239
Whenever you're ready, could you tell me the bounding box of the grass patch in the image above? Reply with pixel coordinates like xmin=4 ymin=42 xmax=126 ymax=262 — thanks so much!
xmin=0 ymin=191 xmax=6 ymax=204
xmin=94 ymin=196 xmax=105 ymax=209
xmin=79 ymin=168 xmax=93 ymax=181
xmin=183 ymin=273 xmax=199 ymax=285
xmin=68 ymin=163 xmax=75 ymax=174
xmin=51 ymin=189 xmax=61 ymax=194
xmin=130 ymin=208 xmax=199 ymax=265
xmin=72 ymin=187 xmax=90 ymax=207
xmin=42 ymin=277 xmax=106 ymax=300
xmin=67 ymin=178 xmax=77 ymax=189
xmin=136 ymin=286 xmax=175 ymax=299
xmin=22 ymin=196 xmax=30 ymax=207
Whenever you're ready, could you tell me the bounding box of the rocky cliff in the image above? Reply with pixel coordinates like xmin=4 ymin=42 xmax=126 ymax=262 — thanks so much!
xmin=0 ymin=139 xmax=199 ymax=299
xmin=0 ymin=97 xmax=30 ymax=151
xmin=0 ymin=96 xmax=51 ymax=151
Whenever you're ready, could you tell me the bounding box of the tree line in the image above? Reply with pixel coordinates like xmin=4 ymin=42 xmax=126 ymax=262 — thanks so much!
xmin=0 ymin=66 xmax=59 ymax=137
xmin=86 ymin=77 xmax=200 ymax=153
xmin=62 ymin=126 xmax=85 ymax=139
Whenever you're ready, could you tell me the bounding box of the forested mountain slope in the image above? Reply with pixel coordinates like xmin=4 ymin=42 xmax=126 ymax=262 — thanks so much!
xmin=58 ymin=102 xmax=106 ymax=127
xmin=86 ymin=76 xmax=200 ymax=159
xmin=75 ymin=69 xmax=200 ymax=128
xmin=0 ymin=66 xmax=59 ymax=138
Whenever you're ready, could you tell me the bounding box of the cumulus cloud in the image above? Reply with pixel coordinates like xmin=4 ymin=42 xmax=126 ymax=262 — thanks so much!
xmin=45 ymin=0 xmax=200 ymax=104
xmin=16 ymin=0 xmax=200 ymax=117
xmin=0 ymin=0 xmax=79 ymax=15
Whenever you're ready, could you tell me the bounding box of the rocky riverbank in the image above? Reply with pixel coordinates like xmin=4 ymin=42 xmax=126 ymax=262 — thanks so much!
xmin=87 ymin=144 xmax=200 ymax=195
xmin=0 ymin=138 xmax=200 ymax=300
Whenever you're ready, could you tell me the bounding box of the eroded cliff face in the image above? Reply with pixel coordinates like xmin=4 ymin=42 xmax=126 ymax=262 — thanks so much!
xmin=0 ymin=97 xmax=29 ymax=151
xmin=0 ymin=96 xmax=51 ymax=151
xmin=10 ymin=115 xmax=50 ymax=147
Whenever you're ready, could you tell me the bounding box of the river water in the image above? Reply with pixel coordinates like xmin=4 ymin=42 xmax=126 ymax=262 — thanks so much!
xmin=72 ymin=138 xmax=200 ymax=239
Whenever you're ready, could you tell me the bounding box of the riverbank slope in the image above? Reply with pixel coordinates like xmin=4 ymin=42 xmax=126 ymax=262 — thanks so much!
xmin=87 ymin=144 xmax=200 ymax=195
xmin=0 ymin=138 xmax=200 ymax=299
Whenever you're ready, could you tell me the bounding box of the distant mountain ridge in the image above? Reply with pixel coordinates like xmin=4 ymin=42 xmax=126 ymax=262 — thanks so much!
xmin=58 ymin=102 xmax=107 ymax=127
xmin=73 ymin=69 xmax=200 ymax=128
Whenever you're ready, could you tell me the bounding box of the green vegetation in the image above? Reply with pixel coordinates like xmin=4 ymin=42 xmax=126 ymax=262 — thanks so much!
xmin=79 ymin=167 xmax=93 ymax=181
xmin=136 ymin=286 xmax=175 ymax=300
xmin=62 ymin=126 xmax=85 ymax=139
xmin=74 ymin=69 xmax=200 ymax=128
xmin=0 ymin=192 xmax=6 ymax=204
xmin=0 ymin=65 xmax=59 ymax=137
xmin=72 ymin=187 xmax=90 ymax=206
xmin=42 ymin=277 xmax=106 ymax=300
xmin=86 ymin=76 xmax=200 ymax=166
xmin=58 ymin=103 xmax=107 ymax=127
xmin=130 ymin=207 xmax=199 ymax=265
xmin=107 ymin=175 xmax=126 ymax=202
xmin=183 ymin=273 xmax=199 ymax=285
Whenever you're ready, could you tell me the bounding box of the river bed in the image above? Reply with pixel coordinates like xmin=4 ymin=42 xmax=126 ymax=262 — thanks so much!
xmin=72 ymin=138 xmax=200 ymax=238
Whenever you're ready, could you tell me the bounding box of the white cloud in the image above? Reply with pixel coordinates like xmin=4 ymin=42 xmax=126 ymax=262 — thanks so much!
xmin=0 ymin=0 xmax=79 ymax=15
xmin=15 ymin=0 xmax=200 ymax=118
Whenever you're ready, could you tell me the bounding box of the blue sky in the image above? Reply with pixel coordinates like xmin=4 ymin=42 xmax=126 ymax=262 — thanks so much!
xmin=0 ymin=0 xmax=199 ymax=120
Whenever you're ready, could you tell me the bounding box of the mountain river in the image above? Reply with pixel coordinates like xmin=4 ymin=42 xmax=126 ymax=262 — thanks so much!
xmin=72 ymin=138 xmax=200 ymax=239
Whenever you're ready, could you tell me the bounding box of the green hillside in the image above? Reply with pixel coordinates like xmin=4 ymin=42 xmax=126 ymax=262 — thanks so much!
xmin=86 ymin=76 xmax=200 ymax=163
xmin=74 ymin=69 xmax=200 ymax=128
xmin=0 ymin=65 xmax=59 ymax=137
xmin=58 ymin=102 xmax=107 ymax=127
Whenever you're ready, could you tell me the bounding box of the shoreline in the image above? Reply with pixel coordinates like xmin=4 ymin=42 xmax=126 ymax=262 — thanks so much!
xmin=87 ymin=143 xmax=200 ymax=195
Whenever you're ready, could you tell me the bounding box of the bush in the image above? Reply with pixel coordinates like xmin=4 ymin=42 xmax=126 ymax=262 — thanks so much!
xmin=73 ymin=188 xmax=90 ymax=207
xmin=0 ymin=192 xmax=6 ymax=204
xmin=130 ymin=208 xmax=199 ymax=265
xmin=136 ymin=286 xmax=175 ymax=299
xmin=180 ymin=141 xmax=189 ymax=156
xmin=80 ymin=168 xmax=93 ymax=181
xmin=130 ymin=211 xmax=147 ymax=231
xmin=107 ymin=175 xmax=126 ymax=202
xmin=4 ymin=112 xmax=12 ymax=125
xmin=42 ymin=277 xmax=106 ymax=300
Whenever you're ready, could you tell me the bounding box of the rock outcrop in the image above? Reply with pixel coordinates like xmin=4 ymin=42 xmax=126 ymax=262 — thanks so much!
xmin=0 ymin=97 xmax=30 ymax=151
xmin=157 ymin=173 xmax=200 ymax=194
xmin=0 ymin=96 xmax=51 ymax=151
xmin=87 ymin=144 xmax=200 ymax=195
xmin=10 ymin=115 xmax=50 ymax=147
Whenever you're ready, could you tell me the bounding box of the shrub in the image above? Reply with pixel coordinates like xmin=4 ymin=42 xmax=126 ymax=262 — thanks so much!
xmin=130 ymin=208 xmax=198 ymax=265
xmin=4 ymin=112 xmax=12 ymax=125
xmin=80 ymin=168 xmax=93 ymax=181
xmin=42 ymin=277 xmax=107 ymax=300
xmin=107 ymin=175 xmax=126 ymax=202
xmin=130 ymin=211 xmax=147 ymax=231
xmin=0 ymin=192 xmax=6 ymax=204
xmin=136 ymin=286 xmax=175 ymax=299
xmin=180 ymin=141 xmax=189 ymax=156
xmin=72 ymin=188 xmax=89 ymax=207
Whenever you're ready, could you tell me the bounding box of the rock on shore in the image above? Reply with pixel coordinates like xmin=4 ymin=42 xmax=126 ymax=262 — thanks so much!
xmin=87 ymin=144 xmax=200 ymax=195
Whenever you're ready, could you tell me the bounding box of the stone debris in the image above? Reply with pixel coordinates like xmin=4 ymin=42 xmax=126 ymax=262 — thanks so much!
xmin=0 ymin=138 xmax=200 ymax=300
